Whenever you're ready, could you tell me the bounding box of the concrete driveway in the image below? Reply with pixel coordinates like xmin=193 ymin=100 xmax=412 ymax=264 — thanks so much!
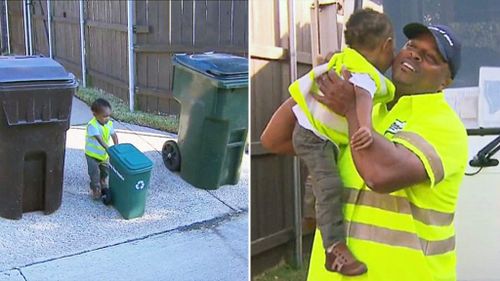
xmin=0 ymin=98 xmax=249 ymax=281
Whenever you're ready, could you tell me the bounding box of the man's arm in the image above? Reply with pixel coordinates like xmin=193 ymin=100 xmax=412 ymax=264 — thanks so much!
xmin=314 ymin=70 xmax=427 ymax=193
xmin=344 ymin=107 xmax=427 ymax=192
xmin=260 ymin=97 xmax=297 ymax=155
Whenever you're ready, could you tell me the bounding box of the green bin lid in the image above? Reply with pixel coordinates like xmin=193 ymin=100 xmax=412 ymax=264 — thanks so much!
xmin=0 ymin=56 xmax=75 ymax=83
xmin=108 ymin=143 xmax=153 ymax=174
xmin=172 ymin=53 xmax=248 ymax=88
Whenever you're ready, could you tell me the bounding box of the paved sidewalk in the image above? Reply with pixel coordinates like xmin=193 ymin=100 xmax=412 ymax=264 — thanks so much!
xmin=0 ymin=213 xmax=248 ymax=281
xmin=0 ymin=97 xmax=249 ymax=281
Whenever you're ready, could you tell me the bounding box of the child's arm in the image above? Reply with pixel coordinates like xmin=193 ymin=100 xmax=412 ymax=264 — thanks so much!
xmin=111 ymin=133 xmax=119 ymax=145
xmin=93 ymin=135 xmax=110 ymax=151
xmin=351 ymin=86 xmax=374 ymax=150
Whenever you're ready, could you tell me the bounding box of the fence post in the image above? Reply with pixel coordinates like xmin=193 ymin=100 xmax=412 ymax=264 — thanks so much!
xmin=79 ymin=0 xmax=86 ymax=87
xmin=47 ymin=0 xmax=52 ymax=58
xmin=4 ymin=0 xmax=10 ymax=54
xmin=22 ymin=0 xmax=28 ymax=55
xmin=27 ymin=0 xmax=32 ymax=54
xmin=288 ymin=0 xmax=303 ymax=269
xmin=127 ymin=0 xmax=135 ymax=112
xmin=192 ymin=0 xmax=195 ymax=46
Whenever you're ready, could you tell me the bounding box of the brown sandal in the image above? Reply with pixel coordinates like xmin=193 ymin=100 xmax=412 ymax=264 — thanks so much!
xmin=325 ymin=242 xmax=367 ymax=276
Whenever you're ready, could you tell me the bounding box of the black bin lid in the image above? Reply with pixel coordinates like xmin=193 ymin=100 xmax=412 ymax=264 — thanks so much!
xmin=0 ymin=56 xmax=74 ymax=83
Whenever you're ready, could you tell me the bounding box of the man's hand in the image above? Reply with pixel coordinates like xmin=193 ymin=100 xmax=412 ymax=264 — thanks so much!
xmin=351 ymin=126 xmax=373 ymax=151
xmin=311 ymin=67 xmax=357 ymax=117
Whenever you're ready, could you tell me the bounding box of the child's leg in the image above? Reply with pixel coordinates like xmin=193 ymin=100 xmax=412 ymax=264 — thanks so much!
xmin=86 ymin=155 xmax=102 ymax=199
xmin=292 ymin=124 xmax=345 ymax=250
xmin=303 ymin=175 xmax=316 ymax=220
xmin=98 ymin=161 xmax=110 ymax=189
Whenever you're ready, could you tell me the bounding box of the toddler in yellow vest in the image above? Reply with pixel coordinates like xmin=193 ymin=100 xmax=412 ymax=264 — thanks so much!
xmin=289 ymin=8 xmax=395 ymax=275
xmin=85 ymin=98 xmax=119 ymax=200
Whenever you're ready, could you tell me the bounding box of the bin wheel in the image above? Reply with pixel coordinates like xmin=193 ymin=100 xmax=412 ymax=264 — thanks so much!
xmin=101 ymin=188 xmax=112 ymax=205
xmin=162 ymin=140 xmax=181 ymax=171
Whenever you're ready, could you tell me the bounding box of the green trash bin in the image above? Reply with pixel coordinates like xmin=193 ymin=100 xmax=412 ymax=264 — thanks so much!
xmin=107 ymin=143 xmax=153 ymax=219
xmin=162 ymin=53 xmax=248 ymax=190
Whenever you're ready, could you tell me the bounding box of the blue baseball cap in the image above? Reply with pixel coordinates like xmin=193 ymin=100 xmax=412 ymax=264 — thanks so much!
xmin=403 ymin=23 xmax=461 ymax=79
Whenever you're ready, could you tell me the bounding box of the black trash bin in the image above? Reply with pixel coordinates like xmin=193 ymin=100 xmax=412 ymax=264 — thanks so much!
xmin=0 ymin=56 xmax=78 ymax=220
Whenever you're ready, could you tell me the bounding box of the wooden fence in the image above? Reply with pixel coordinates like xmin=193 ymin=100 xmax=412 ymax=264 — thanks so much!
xmin=250 ymin=0 xmax=317 ymax=276
xmin=250 ymin=0 xmax=355 ymax=276
xmin=3 ymin=0 xmax=248 ymax=115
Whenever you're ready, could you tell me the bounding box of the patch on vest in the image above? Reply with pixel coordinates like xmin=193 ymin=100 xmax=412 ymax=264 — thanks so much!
xmin=385 ymin=119 xmax=406 ymax=135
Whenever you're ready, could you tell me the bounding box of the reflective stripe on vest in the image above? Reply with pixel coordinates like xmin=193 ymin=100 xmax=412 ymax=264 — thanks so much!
xmin=289 ymin=48 xmax=395 ymax=145
xmin=344 ymin=188 xmax=453 ymax=226
xmin=393 ymin=131 xmax=445 ymax=185
xmin=344 ymin=185 xmax=455 ymax=248
xmin=347 ymin=221 xmax=455 ymax=256
xmin=344 ymin=187 xmax=455 ymax=255
xmin=85 ymin=118 xmax=112 ymax=161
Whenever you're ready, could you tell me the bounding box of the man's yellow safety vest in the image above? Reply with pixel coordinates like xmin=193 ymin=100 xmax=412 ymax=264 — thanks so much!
xmin=307 ymin=92 xmax=468 ymax=281
xmin=289 ymin=47 xmax=395 ymax=145
xmin=85 ymin=117 xmax=113 ymax=161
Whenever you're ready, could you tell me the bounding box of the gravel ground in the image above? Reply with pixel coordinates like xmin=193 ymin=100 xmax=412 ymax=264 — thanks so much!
xmin=0 ymin=99 xmax=248 ymax=272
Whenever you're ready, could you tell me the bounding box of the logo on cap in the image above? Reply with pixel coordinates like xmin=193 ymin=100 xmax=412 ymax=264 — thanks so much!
xmin=428 ymin=26 xmax=454 ymax=46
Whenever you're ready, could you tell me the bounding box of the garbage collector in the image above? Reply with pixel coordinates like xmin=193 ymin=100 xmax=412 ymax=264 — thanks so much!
xmin=261 ymin=23 xmax=467 ymax=281
xmin=85 ymin=98 xmax=119 ymax=200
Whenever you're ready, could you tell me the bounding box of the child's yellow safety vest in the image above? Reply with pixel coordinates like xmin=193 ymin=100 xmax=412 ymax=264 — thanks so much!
xmin=289 ymin=47 xmax=395 ymax=145
xmin=85 ymin=117 xmax=113 ymax=161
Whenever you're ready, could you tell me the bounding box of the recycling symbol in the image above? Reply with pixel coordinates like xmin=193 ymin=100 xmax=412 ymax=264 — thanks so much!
xmin=135 ymin=180 xmax=145 ymax=190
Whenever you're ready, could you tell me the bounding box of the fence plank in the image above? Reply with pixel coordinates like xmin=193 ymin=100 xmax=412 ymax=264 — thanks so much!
xmin=157 ymin=53 xmax=170 ymax=92
xmin=296 ymin=0 xmax=312 ymax=54
xmin=8 ymin=0 xmax=25 ymax=54
xmin=157 ymin=0 xmax=168 ymax=44
xmin=138 ymin=95 xmax=147 ymax=113
xmin=146 ymin=50 xmax=159 ymax=96
xmin=251 ymin=45 xmax=312 ymax=65
xmin=87 ymin=68 xmax=128 ymax=91
xmin=170 ymin=0 xmax=181 ymax=45
xmin=31 ymin=5 xmax=49 ymax=56
xmin=194 ymin=0 xmax=219 ymax=48
xmin=51 ymin=15 xmax=78 ymax=25
xmin=219 ymin=0 xmax=232 ymax=46
xmin=146 ymin=95 xmax=158 ymax=114
xmin=134 ymin=43 xmax=246 ymax=54
xmin=135 ymin=86 xmax=172 ymax=98
xmin=135 ymin=0 xmax=147 ymax=46
xmin=251 ymin=228 xmax=294 ymax=256
xmin=181 ymin=0 xmax=193 ymax=46
xmin=85 ymin=20 xmax=148 ymax=33
xmin=233 ymin=0 xmax=248 ymax=47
